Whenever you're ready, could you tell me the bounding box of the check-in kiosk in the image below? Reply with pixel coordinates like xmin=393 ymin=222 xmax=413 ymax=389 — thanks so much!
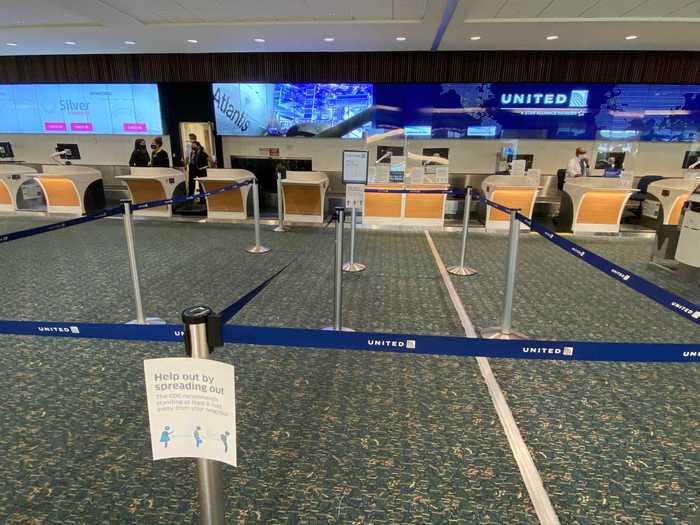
xmin=481 ymin=174 xmax=540 ymax=231
xmin=36 ymin=165 xmax=105 ymax=215
xmin=645 ymin=178 xmax=696 ymax=226
xmin=560 ymin=177 xmax=636 ymax=234
xmin=280 ymin=171 xmax=329 ymax=224
xmin=197 ymin=169 xmax=255 ymax=220
xmin=675 ymin=185 xmax=700 ymax=275
xmin=0 ymin=164 xmax=38 ymax=212
xmin=117 ymin=168 xmax=186 ymax=218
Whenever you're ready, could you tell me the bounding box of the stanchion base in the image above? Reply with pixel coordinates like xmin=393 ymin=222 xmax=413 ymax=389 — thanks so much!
xmin=245 ymin=245 xmax=272 ymax=254
xmin=342 ymin=262 xmax=366 ymax=273
xmin=447 ymin=265 xmax=478 ymax=276
xmin=273 ymin=226 xmax=288 ymax=233
xmin=321 ymin=327 xmax=355 ymax=332
xmin=127 ymin=317 xmax=167 ymax=325
xmin=480 ymin=327 xmax=528 ymax=340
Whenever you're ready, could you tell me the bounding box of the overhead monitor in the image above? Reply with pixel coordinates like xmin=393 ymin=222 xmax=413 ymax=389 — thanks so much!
xmin=595 ymin=151 xmax=626 ymax=170
xmin=0 ymin=141 xmax=13 ymax=158
xmin=682 ymin=150 xmax=700 ymax=169
xmin=342 ymin=150 xmax=369 ymax=184
xmin=57 ymin=143 xmax=81 ymax=160
xmin=0 ymin=83 xmax=163 ymax=135
xmin=506 ymin=154 xmax=534 ymax=170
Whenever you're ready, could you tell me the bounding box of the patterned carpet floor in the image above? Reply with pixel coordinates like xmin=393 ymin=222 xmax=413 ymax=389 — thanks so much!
xmin=0 ymin=214 xmax=697 ymax=524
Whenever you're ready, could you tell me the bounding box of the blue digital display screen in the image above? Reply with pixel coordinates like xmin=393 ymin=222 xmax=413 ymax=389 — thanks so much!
xmin=213 ymin=82 xmax=700 ymax=142
xmin=0 ymin=84 xmax=163 ymax=135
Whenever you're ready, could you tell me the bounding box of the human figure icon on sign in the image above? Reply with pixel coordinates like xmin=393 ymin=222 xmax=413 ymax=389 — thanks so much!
xmin=220 ymin=431 xmax=231 ymax=453
xmin=160 ymin=426 xmax=173 ymax=448
xmin=194 ymin=426 xmax=203 ymax=448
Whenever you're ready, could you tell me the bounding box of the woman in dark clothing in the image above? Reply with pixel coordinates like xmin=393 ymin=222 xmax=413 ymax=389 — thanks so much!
xmin=150 ymin=136 xmax=170 ymax=168
xmin=128 ymin=139 xmax=150 ymax=167
xmin=188 ymin=141 xmax=209 ymax=198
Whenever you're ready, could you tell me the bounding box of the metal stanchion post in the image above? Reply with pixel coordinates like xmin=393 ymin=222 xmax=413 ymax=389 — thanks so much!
xmin=122 ymin=200 xmax=146 ymax=324
xmin=481 ymin=209 xmax=527 ymax=340
xmin=245 ymin=177 xmax=271 ymax=254
xmin=447 ymin=186 xmax=477 ymax=276
xmin=323 ymin=208 xmax=353 ymax=331
xmin=182 ymin=306 xmax=226 ymax=525
xmin=273 ymin=172 xmax=287 ymax=233
xmin=342 ymin=206 xmax=366 ymax=273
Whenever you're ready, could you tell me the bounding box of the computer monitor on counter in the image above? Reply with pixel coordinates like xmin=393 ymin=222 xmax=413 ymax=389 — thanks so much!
xmin=506 ymin=154 xmax=534 ymax=170
xmin=595 ymin=151 xmax=625 ymax=170
xmin=682 ymin=150 xmax=700 ymax=169
xmin=0 ymin=141 xmax=14 ymax=159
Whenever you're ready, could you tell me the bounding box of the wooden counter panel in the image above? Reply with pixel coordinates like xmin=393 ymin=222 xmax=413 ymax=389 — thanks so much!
xmin=0 ymin=182 xmax=11 ymax=204
xmin=488 ymin=189 xmax=536 ymax=222
xmin=36 ymin=177 xmax=79 ymax=206
xmin=125 ymin=179 xmax=166 ymax=206
xmin=204 ymin=181 xmax=244 ymax=212
xmin=283 ymin=184 xmax=321 ymax=215
xmin=404 ymin=193 xmax=444 ymax=219
xmin=578 ymin=192 xmax=629 ymax=224
xmin=364 ymin=194 xmax=402 ymax=217
xmin=668 ymin=195 xmax=688 ymax=225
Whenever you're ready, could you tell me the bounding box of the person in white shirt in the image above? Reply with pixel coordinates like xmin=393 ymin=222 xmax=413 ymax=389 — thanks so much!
xmin=566 ymin=147 xmax=590 ymax=178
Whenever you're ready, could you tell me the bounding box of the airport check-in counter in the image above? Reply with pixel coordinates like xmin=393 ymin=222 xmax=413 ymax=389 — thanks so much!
xmin=363 ymin=183 xmax=449 ymax=226
xmin=281 ymin=171 xmax=329 ymax=224
xmin=197 ymin=169 xmax=254 ymax=220
xmin=560 ymin=177 xmax=636 ymax=234
xmin=37 ymin=165 xmax=105 ymax=215
xmin=117 ymin=167 xmax=186 ymax=218
xmin=0 ymin=164 xmax=38 ymax=212
xmin=645 ymin=178 xmax=696 ymax=226
xmin=480 ymin=174 xmax=541 ymax=231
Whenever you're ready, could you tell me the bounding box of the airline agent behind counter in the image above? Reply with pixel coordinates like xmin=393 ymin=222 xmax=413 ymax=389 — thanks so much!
xmin=188 ymin=141 xmax=209 ymax=200
xmin=566 ymin=147 xmax=590 ymax=178
xmin=150 ymin=136 xmax=170 ymax=168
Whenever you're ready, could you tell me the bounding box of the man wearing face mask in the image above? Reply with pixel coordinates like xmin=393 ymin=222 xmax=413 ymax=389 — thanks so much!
xmin=150 ymin=136 xmax=170 ymax=168
xmin=188 ymin=141 xmax=209 ymax=199
xmin=566 ymin=147 xmax=589 ymax=178
xmin=184 ymin=133 xmax=197 ymax=166
xmin=129 ymin=139 xmax=150 ymax=167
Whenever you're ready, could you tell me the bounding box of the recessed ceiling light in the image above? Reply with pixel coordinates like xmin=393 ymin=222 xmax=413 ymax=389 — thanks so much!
xmin=396 ymin=36 xmax=407 ymax=41
xmin=124 ymin=40 xmax=136 ymax=45
xmin=187 ymin=39 xmax=198 ymax=44
xmin=546 ymin=35 xmax=559 ymax=40
xmin=6 ymin=42 xmax=18 ymax=46
xmin=64 ymin=41 xmax=77 ymax=45
xmin=253 ymin=38 xmax=265 ymax=43
xmin=625 ymin=35 xmax=638 ymax=40
xmin=323 ymin=37 xmax=335 ymax=42
xmin=470 ymin=36 xmax=481 ymax=41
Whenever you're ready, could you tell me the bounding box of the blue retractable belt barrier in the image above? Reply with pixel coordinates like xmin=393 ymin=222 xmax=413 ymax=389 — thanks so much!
xmin=0 ymin=179 xmax=252 ymax=244
xmin=218 ymin=263 xmax=291 ymax=323
xmin=131 ymin=179 xmax=251 ymax=211
xmin=364 ymin=188 xmax=465 ymax=196
xmin=0 ymin=205 xmax=124 ymax=245
xmin=475 ymin=191 xmax=700 ymax=326
xmin=517 ymin=212 xmax=700 ymax=327
xmin=0 ymin=318 xmax=697 ymax=363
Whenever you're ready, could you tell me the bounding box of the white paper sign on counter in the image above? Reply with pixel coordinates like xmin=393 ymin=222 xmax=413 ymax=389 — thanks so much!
xmin=144 ymin=357 xmax=237 ymax=467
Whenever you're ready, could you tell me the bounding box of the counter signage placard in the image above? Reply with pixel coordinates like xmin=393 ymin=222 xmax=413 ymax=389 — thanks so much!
xmin=342 ymin=150 xmax=369 ymax=184
xmin=144 ymin=357 xmax=237 ymax=467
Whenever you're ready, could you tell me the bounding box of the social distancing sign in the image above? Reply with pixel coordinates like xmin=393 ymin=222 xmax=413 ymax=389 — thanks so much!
xmin=144 ymin=358 xmax=237 ymax=467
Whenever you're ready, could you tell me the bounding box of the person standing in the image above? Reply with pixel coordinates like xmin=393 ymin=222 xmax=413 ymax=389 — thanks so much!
xmin=188 ymin=141 xmax=209 ymax=198
xmin=128 ymin=139 xmax=150 ymax=167
xmin=150 ymin=136 xmax=170 ymax=168
xmin=184 ymin=133 xmax=197 ymax=166
xmin=566 ymin=147 xmax=590 ymax=178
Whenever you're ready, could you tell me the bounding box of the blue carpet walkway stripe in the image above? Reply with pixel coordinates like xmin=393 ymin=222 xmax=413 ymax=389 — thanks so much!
xmin=0 ymin=319 xmax=697 ymax=363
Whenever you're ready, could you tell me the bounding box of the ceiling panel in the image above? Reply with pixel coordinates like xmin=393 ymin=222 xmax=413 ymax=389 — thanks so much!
xmin=581 ymin=0 xmax=648 ymax=18
xmin=0 ymin=0 xmax=96 ymax=26
xmin=496 ymin=0 xmax=556 ymax=18
xmin=623 ymin=0 xmax=695 ymax=16
xmin=664 ymin=0 xmax=700 ymax=16
xmin=537 ymin=0 xmax=602 ymax=18
xmin=459 ymin=0 xmax=507 ymax=19
xmin=394 ymin=0 xmax=429 ymax=19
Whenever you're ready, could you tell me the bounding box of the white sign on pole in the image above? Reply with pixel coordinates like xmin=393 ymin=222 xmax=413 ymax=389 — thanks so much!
xmin=342 ymin=150 xmax=369 ymax=184
xmin=144 ymin=358 xmax=237 ymax=467
xmin=345 ymin=183 xmax=365 ymax=209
